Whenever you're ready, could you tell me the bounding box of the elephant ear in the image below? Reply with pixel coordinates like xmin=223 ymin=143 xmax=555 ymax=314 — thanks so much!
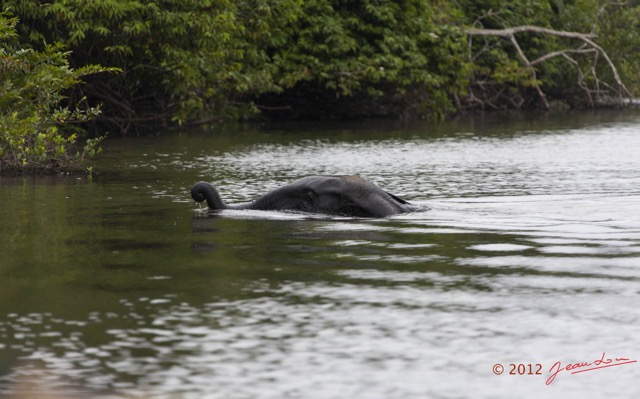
xmin=385 ymin=191 xmax=410 ymax=204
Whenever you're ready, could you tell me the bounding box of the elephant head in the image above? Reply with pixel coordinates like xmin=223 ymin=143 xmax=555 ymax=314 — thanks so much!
xmin=191 ymin=175 xmax=427 ymax=218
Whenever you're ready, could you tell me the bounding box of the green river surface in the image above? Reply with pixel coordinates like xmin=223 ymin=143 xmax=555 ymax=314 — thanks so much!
xmin=1 ymin=111 xmax=639 ymax=399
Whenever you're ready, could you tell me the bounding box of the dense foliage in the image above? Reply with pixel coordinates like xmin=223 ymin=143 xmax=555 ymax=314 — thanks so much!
xmin=3 ymin=0 xmax=472 ymax=129
xmin=0 ymin=12 xmax=109 ymax=174
xmin=4 ymin=0 xmax=303 ymax=131
xmin=259 ymin=0 xmax=470 ymax=119
xmin=2 ymin=0 xmax=640 ymax=138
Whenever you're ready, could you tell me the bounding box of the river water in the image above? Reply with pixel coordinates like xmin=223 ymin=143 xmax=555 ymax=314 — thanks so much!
xmin=1 ymin=112 xmax=639 ymax=398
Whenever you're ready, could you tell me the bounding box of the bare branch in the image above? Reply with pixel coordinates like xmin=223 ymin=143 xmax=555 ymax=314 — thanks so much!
xmin=508 ymin=33 xmax=549 ymax=109
xmin=530 ymin=48 xmax=596 ymax=66
xmin=465 ymin=25 xmax=634 ymax=109
xmin=579 ymin=36 xmax=633 ymax=99
xmin=466 ymin=25 xmax=597 ymax=39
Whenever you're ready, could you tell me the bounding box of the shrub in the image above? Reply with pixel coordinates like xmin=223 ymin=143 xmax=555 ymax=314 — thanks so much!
xmin=257 ymin=0 xmax=472 ymax=119
xmin=0 ymin=12 xmax=112 ymax=174
xmin=4 ymin=0 xmax=303 ymax=131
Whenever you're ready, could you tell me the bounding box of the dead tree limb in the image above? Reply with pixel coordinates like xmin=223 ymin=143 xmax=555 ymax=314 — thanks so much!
xmin=507 ymin=33 xmax=549 ymax=109
xmin=530 ymin=47 xmax=595 ymax=66
xmin=466 ymin=25 xmax=633 ymax=109
xmin=466 ymin=25 xmax=597 ymax=40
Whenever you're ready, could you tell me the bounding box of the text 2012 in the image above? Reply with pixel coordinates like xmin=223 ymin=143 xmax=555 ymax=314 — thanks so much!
xmin=509 ymin=364 xmax=542 ymax=375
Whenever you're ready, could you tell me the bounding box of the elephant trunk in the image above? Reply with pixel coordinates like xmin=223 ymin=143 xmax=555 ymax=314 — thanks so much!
xmin=191 ymin=182 xmax=228 ymax=210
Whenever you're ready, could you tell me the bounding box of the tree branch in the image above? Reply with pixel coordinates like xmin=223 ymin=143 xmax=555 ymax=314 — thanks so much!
xmin=530 ymin=48 xmax=596 ymax=66
xmin=465 ymin=25 xmax=633 ymax=108
xmin=466 ymin=25 xmax=597 ymax=40
xmin=507 ymin=33 xmax=549 ymax=109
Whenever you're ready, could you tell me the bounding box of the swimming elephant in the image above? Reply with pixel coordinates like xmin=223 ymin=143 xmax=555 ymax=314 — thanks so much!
xmin=191 ymin=175 xmax=427 ymax=218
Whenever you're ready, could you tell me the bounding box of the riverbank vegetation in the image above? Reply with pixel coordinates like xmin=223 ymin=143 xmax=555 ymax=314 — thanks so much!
xmin=0 ymin=12 xmax=111 ymax=174
xmin=2 ymin=0 xmax=640 ymax=173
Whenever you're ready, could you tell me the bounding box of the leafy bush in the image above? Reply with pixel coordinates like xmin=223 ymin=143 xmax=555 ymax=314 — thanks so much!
xmin=4 ymin=0 xmax=303 ymax=130
xmin=260 ymin=0 xmax=471 ymax=119
xmin=0 ymin=12 xmax=111 ymax=174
